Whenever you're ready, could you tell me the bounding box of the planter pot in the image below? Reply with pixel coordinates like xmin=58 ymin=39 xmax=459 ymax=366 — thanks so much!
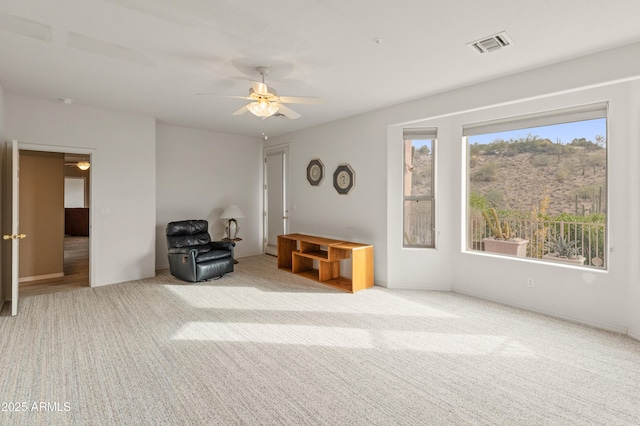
xmin=483 ymin=238 xmax=528 ymax=257
xmin=542 ymin=253 xmax=586 ymax=266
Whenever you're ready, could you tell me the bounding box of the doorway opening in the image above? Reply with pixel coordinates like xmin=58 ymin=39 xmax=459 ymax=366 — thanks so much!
xmin=264 ymin=145 xmax=289 ymax=256
xmin=19 ymin=151 xmax=91 ymax=297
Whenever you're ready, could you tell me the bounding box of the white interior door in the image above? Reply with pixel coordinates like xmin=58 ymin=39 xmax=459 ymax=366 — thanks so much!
xmin=264 ymin=147 xmax=288 ymax=255
xmin=3 ymin=141 xmax=21 ymax=316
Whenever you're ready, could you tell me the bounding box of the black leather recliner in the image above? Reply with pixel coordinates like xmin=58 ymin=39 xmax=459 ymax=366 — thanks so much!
xmin=166 ymin=220 xmax=235 ymax=282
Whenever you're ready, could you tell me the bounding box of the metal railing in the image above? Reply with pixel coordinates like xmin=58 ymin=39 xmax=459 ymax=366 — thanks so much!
xmin=470 ymin=215 xmax=606 ymax=268
xmin=404 ymin=200 xmax=434 ymax=247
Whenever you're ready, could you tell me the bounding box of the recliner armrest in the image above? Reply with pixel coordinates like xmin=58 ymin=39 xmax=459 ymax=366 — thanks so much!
xmin=210 ymin=241 xmax=235 ymax=260
xmin=210 ymin=241 xmax=235 ymax=251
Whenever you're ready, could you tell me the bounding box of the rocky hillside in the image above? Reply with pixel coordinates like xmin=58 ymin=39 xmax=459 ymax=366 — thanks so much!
xmin=468 ymin=146 xmax=606 ymax=216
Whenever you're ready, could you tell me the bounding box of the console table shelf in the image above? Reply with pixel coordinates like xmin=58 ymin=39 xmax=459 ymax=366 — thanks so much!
xmin=278 ymin=233 xmax=374 ymax=293
xmin=295 ymin=250 xmax=329 ymax=260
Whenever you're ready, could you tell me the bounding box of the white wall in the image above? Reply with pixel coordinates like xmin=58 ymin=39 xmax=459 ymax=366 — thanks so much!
xmin=627 ymin=82 xmax=640 ymax=341
xmin=270 ymin=41 xmax=640 ymax=337
xmin=443 ymin=83 xmax=635 ymax=333
xmin=386 ymin=119 xmax=456 ymax=290
xmin=266 ymin=114 xmax=389 ymax=285
xmin=3 ymin=94 xmax=156 ymax=286
xmin=155 ymin=123 xmax=263 ymax=269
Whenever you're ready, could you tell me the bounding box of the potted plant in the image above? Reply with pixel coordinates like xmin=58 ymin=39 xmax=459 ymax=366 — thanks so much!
xmin=481 ymin=208 xmax=528 ymax=257
xmin=543 ymin=235 xmax=586 ymax=265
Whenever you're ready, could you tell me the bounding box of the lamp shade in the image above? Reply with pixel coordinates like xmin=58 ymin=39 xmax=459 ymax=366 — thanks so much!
xmin=247 ymin=100 xmax=279 ymax=118
xmin=220 ymin=205 xmax=245 ymax=219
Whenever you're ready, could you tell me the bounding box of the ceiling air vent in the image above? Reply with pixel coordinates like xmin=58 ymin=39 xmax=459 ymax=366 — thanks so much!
xmin=467 ymin=31 xmax=513 ymax=54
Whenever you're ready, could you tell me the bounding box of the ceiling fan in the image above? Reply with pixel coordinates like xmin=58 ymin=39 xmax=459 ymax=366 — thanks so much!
xmin=199 ymin=66 xmax=321 ymax=120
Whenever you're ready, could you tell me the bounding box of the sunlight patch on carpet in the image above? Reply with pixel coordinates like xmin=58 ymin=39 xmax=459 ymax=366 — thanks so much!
xmin=172 ymin=322 xmax=373 ymax=348
xmin=164 ymin=285 xmax=459 ymax=318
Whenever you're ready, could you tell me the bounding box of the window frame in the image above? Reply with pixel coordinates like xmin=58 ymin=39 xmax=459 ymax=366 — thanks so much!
xmin=402 ymin=128 xmax=437 ymax=249
xmin=463 ymin=102 xmax=608 ymax=269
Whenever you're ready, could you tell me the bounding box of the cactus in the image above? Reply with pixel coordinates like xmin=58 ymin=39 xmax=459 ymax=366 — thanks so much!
xmin=503 ymin=221 xmax=512 ymax=239
xmin=482 ymin=208 xmax=512 ymax=240
xmin=545 ymin=235 xmax=579 ymax=258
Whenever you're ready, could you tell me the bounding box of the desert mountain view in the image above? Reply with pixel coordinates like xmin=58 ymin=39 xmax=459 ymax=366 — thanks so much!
xmin=408 ymin=136 xmax=606 ymax=217
xmin=468 ymin=137 xmax=606 ymax=216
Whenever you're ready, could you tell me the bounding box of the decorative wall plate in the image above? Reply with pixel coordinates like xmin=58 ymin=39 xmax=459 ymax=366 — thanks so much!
xmin=333 ymin=164 xmax=355 ymax=194
xmin=306 ymin=159 xmax=324 ymax=186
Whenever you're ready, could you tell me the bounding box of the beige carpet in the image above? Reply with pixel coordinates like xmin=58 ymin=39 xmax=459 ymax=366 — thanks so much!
xmin=1 ymin=255 xmax=639 ymax=425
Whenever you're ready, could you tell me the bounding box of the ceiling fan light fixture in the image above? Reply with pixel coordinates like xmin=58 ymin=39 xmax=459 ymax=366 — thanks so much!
xmin=77 ymin=161 xmax=90 ymax=170
xmin=247 ymin=100 xmax=279 ymax=118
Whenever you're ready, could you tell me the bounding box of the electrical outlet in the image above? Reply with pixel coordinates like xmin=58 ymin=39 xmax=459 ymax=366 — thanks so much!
xmin=527 ymin=278 xmax=535 ymax=288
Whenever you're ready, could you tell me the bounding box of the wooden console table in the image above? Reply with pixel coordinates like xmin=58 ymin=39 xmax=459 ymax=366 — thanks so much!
xmin=277 ymin=233 xmax=374 ymax=293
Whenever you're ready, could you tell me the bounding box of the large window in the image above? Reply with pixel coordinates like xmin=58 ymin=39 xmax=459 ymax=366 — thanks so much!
xmin=403 ymin=128 xmax=436 ymax=248
xmin=465 ymin=103 xmax=607 ymax=269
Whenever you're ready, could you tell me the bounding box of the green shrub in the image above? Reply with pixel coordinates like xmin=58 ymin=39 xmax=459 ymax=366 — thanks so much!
xmin=556 ymin=167 xmax=571 ymax=182
xmin=472 ymin=163 xmax=497 ymax=182
xmin=532 ymin=154 xmax=552 ymax=167
xmin=485 ymin=188 xmax=504 ymax=208
xmin=469 ymin=192 xmax=487 ymax=211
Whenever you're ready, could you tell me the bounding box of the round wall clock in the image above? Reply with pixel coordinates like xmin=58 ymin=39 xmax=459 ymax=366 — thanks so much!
xmin=306 ymin=159 xmax=324 ymax=186
xmin=333 ymin=164 xmax=355 ymax=194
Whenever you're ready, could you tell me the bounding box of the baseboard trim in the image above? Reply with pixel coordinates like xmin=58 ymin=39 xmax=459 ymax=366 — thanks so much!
xmin=453 ymin=289 xmax=628 ymax=335
xmin=19 ymin=273 xmax=64 ymax=284
xmin=628 ymin=330 xmax=640 ymax=342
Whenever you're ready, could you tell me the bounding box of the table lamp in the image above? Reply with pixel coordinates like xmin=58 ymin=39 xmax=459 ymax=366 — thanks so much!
xmin=220 ymin=205 xmax=245 ymax=239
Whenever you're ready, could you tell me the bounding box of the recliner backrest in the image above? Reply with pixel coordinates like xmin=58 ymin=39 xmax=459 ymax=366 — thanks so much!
xmin=166 ymin=220 xmax=212 ymax=248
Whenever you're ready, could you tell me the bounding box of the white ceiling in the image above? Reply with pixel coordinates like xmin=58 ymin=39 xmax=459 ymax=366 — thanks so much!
xmin=1 ymin=0 xmax=639 ymax=138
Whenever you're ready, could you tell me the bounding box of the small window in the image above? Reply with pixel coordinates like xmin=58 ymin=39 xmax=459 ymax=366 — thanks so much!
xmin=403 ymin=128 xmax=436 ymax=248
xmin=465 ymin=103 xmax=607 ymax=269
xmin=64 ymin=177 xmax=86 ymax=208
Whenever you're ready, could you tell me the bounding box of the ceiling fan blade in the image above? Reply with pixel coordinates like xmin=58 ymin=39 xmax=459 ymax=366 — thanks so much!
xmin=197 ymin=93 xmax=252 ymax=100
xmin=277 ymin=104 xmax=301 ymax=119
xmin=232 ymin=105 xmax=250 ymax=115
xmin=251 ymin=81 xmax=269 ymax=96
xmin=277 ymin=96 xmax=322 ymax=105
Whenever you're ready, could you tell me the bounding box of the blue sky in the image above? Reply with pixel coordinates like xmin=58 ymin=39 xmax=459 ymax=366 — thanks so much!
xmin=468 ymin=118 xmax=606 ymax=145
